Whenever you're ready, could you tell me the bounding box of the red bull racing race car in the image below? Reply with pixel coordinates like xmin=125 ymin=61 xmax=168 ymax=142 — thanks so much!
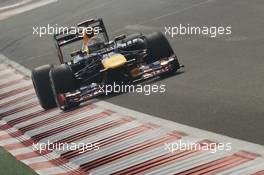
xmin=31 ymin=18 xmax=183 ymax=110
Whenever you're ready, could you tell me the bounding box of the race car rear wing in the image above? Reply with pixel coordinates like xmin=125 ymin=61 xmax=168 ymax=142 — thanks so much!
xmin=53 ymin=18 xmax=109 ymax=63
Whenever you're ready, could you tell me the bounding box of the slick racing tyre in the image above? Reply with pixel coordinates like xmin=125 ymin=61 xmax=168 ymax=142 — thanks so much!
xmin=32 ymin=64 xmax=56 ymax=110
xmin=122 ymin=33 xmax=142 ymax=43
xmin=49 ymin=64 xmax=80 ymax=110
xmin=49 ymin=64 xmax=78 ymax=93
xmin=145 ymin=32 xmax=174 ymax=63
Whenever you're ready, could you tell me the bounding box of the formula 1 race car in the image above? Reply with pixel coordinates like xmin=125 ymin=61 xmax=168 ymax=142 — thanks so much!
xmin=32 ymin=18 xmax=183 ymax=110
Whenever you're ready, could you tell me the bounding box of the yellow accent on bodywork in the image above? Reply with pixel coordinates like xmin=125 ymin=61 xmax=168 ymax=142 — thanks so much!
xmin=102 ymin=54 xmax=127 ymax=69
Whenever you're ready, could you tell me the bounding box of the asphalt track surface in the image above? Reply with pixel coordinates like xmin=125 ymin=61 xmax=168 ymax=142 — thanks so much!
xmin=0 ymin=0 xmax=263 ymax=145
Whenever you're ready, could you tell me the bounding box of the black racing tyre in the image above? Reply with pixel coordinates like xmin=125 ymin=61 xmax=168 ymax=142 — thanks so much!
xmin=31 ymin=64 xmax=56 ymax=110
xmin=145 ymin=32 xmax=174 ymax=63
xmin=49 ymin=64 xmax=78 ymax=94
xmin=122 ymin=33 xmax=142 ymax=43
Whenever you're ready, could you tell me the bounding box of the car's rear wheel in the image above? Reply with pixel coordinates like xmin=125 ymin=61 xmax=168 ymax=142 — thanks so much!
xmin=32 ymin=64 xmax=56 ymax=110
xmin=122 ymin=33 xmax=142 ymax=43
xmin=145 ymin=32 xmax=174 ymax=63
xmin=49 ymin=64 xmax=80 ymax=110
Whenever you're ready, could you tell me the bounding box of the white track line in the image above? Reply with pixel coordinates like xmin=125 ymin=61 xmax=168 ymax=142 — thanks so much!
xmin=91 ymin=137 xmax=202 ymax=174
xmin=0 ymin=81 xmax=32 ymax=93
xmin=26 ymin=108 xmax=104 ymax=136
xmin=0 ymin=0 xmax=58 ymax=20
xmin=143 ymin=151 xmax=233 ymax=175
xmin=14 ymin=109 xmax=61 ymax=128
xmin=0 ymin=89 xmax=34 ymax=105
xmin=0 ymin=0 xmax=32 ymax=11
xmin=71 ymin=129 xmax=166 ymax=165
xmin=215 ymin=158 xmax=264 ymax=175
xmin=40 ymin=113 xmax=123 ymax=142
xmin=0 ymin=98 xmax=37 ymax=114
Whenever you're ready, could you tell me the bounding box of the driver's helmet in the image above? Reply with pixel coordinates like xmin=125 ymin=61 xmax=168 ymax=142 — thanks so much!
xmin=82 ymin=31 xmax=105 ymax=53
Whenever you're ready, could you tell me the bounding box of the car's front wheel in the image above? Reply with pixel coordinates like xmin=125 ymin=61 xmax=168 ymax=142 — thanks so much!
xmin=49 ymin=64 xmax=80 ymax=110
xmin=31 ymin=64 xmax=57 ymax=110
